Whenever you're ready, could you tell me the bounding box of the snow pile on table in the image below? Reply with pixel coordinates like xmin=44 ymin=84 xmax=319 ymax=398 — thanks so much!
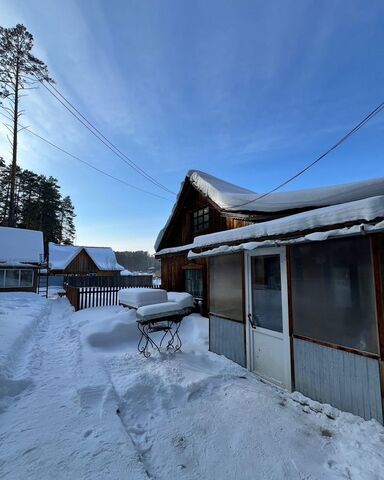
xmin=118 ymin=287 xmax=168 ymax=308
xmin=0 ymin=293 xmax=47 ymax=400
xmin=167 ymin=291 xmax=194 ymax=309
xmin=136 ymin=293 xmax=194 ymax=319
xmin=0 ymin=226 xmax=44 ymax=263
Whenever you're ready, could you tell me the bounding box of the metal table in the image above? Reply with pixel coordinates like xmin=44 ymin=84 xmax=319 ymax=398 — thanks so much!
xmin=136 ymin=313 xmax=187 ymax=357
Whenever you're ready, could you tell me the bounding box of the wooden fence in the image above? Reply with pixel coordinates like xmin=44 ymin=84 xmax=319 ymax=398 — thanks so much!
xmin=64 ymin=274 xmax=153 ymax=288
xmin=65 ymin=284 xmax=160 ymax=311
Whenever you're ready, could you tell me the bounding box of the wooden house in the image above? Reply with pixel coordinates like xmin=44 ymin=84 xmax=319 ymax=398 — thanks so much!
xmin=155 ymin=171 xmax=258 ymax=311
xmin=0 ymin=226 xmax=44 ymax=293
xmin=48 ymin=243 xmax=123 ymax=276
xmin=156 ymin=171 xmax=384 ymax=422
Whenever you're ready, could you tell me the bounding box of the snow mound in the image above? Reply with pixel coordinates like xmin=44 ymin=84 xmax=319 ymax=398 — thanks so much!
xmin=77 ymin=306 xmax=208 ymax=357
xmin=0 ymin=293 xmax=47 ymax=385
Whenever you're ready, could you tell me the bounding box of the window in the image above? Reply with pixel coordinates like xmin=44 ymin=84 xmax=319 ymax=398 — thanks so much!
xmin=192 ymin=207 xmax=209 ymax=233
xmin=291 ymin=237 xmax=378 ymax=354
xmin=209 ymin=253 xmax=243 ymax=321
xmin=251 ymin=255 xmax=282 ymax=332
xmin=0 ymin=269 xmax=34 ymax=288
xmin=184 ymin=269 xmax=203 ymax=298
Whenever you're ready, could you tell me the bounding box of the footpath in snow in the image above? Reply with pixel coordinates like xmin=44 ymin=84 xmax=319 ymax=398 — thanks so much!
xmin=0 ymin=293 xmax=384 ymax=479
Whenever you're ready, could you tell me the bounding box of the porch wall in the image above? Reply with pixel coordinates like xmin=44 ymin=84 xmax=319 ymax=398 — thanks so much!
xmin=209 ymin=315 xmax=246 ymax=367
xmin=293 ymin=338 xmax=383 ymax=423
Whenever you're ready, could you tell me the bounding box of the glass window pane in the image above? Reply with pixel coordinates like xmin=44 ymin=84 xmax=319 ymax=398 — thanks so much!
xmin=192 ymin=207 xmax=209 ymax=233
xmin=209 ymin=253 xmax=243 ymax=321
xmin=184 ymin=269 xmax=203 ymax=298
xmin=5 ymin=270 xmax=20 ymax=287
xmin=291 ymin=237 xmax=378 ymax=354
xmin=20 ymin=270 xmax=34 ymax=287
xmin=0 ymin=270 xmax=5 ymax=288
xmin=251 ymin=255 xmax=282 ymax=332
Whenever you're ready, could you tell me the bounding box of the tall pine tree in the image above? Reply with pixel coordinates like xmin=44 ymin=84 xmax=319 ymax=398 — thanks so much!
xmin=59 ymin=196 xmax=76 ymax=245
xmin=0 ymin=24 xmax=54 ymax=226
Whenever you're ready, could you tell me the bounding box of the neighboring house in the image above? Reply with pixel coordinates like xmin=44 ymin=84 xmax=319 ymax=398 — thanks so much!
xmin=155 ymin=171 xmax=384 ymax=422
xmin=48 ymin=243 xmax=124 ymax=276
xmin=0 ymin=226 xmax=44 ymax=293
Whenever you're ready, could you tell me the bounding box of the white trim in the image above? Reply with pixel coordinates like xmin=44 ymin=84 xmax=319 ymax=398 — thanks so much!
xmin=245 ymin=246 xmax=292 ymax=391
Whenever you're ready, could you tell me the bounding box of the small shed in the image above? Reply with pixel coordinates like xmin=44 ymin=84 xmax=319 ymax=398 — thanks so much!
xmin=187 ymin=194 xmax=384 ymax=423
xmin=48 ymin=243 xmax=124 ymax=276
xmin=0 ymin=226 xmax=44 ymax=293
xmin=156 ymin=173 xmax=384 ymax=423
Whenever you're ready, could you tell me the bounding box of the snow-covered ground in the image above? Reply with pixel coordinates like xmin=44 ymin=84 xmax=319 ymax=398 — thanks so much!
xmin=0 ymin=293 xmax=384 ymax=479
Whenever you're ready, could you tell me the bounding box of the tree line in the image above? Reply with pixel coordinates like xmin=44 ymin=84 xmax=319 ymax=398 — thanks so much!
xmin=0 ymin=157 xmax=76 ymax=245
xmin=115 ymin=250 xmax=160 ymax=273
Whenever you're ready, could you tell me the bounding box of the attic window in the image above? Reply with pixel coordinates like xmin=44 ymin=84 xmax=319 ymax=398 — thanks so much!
xmin=192 ymin=207 xmax=209 ymax=233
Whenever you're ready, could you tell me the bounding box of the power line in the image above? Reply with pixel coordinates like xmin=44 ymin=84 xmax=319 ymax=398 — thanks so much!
xmin=0 ymin=109 xmax=172 ymax=201
xmin=229 ymin=101 xmax=384 ymax=210
xmin=28 ymin=69 xmax=176 ymax=196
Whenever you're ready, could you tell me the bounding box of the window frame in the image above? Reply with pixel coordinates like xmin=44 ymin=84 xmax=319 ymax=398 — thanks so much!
xmin=290 ymin=236 xmax=379 ymax=355
xmin=192 ymin=207 xmax=210 ymax=234
xmin=0 ymin=269 xmax=35 ymax=289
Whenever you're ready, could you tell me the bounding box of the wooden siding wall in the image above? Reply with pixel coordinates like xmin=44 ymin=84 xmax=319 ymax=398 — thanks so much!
xmin=65 ymin=250 xmax=100 ymax=274
xmin=161 ymin=254 xmax=207 ymax=291
xmin=294 ymin=337 xmax=383 ymax=422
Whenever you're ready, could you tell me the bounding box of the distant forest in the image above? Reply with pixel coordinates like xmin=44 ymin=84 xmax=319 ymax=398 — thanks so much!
xmin=115 ymin=250 xmax=160 ymax=273
xmin=0 ymin=158 xmax=76 ymax=245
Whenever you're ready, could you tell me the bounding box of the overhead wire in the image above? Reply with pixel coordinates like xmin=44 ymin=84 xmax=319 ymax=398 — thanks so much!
xmin=27 ymin=68 xmax=176 ymax=196
xmin=0 ymin=109 xmax=172 ymax=201
xmin=229 ymin=101 xmax=384 ymax=209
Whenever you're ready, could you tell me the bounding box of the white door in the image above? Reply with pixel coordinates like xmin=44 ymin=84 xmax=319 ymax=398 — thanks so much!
xmin=245 ymin=247 xmax=291 ymax=390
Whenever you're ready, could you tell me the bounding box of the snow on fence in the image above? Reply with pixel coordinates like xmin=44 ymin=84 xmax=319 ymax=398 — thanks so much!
xmin=65 ymin=282 xmax=160 ymax=311
xmin=64 ymin=275 xmax=153 ymax=288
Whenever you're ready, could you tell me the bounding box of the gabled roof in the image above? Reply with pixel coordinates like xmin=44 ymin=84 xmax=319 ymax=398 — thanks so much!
xmin=49 ymin=243 xmax=124 ymax=271
xmin=155 ymin=170 xmax=384 ymax=251
xmin=188 ymin=170 xmax=384 ymax=213
xmin=0 ymin=227 xmax=44 ymax=264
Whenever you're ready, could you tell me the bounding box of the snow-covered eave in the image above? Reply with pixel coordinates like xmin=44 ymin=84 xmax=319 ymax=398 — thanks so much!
xmin=83 ymin=248 xmax=124 ymax=271
xmin=155 ymin=243 xmax=195 ymax=257
xmin=188 ymin=220 xmax=384 ymax=259
xmin=0 ymin=261 xmax=38 ymax=267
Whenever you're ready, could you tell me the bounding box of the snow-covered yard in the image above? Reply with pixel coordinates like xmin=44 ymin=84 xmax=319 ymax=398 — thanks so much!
xmin=0 ymin=293 xmax=384 ymax=479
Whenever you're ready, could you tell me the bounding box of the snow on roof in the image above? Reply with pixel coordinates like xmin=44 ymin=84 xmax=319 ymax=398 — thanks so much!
xmin=49 ymin=243 xmax=124 ymax=271
xmin=190 ymin=195 xmax=384 ymax=250
xmin=188 ymin=170 xmax=384 ymax=213
xmin=154 ymin=170 xmax=384 ymax=251
xmin=120 ymin=269 xmax=133 ymax=276
xmin=0 ymin=227 xmax=44 ymax=264
xmin=188 ymin=221 xmax=384 ymax=259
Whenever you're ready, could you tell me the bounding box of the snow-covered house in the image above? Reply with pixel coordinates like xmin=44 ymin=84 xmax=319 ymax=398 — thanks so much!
xmin=155 ymin=171 xmax=384 ymax=422
xmin=0 ymin=226 xmax=44 ymax=292
xmin=48 ymin=243 xmax=123 ymax=276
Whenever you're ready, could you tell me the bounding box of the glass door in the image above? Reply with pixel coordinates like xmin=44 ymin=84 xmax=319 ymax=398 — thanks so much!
xmin=246 ymin=248 xmax=291 ymax=389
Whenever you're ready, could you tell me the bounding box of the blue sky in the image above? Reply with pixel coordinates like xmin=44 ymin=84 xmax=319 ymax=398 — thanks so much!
xmin=1 ymin=0 xmax=384 ymax=252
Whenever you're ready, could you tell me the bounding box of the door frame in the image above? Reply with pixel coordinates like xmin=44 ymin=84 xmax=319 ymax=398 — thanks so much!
xmin=244 ymin=246 xmax=292 ymax=390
